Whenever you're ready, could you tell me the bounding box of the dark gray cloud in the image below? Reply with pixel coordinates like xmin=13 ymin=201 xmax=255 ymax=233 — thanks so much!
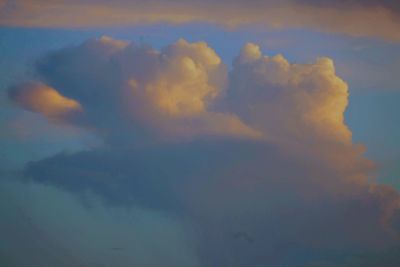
xmin=19 ymin=139 xmax=400 ymax=267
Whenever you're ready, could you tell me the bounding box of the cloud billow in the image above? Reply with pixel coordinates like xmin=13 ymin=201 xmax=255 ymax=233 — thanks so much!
xmin=20 ymin=36 xmax=260 ymax=143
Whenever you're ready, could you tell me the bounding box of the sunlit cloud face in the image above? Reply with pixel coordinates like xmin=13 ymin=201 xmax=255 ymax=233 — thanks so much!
xmin=10 ymin=36 xmax=260 ymax=142
xmin=229 ymin=43 xmax=351 ymax=145
xmin=9 ymin=81 xmax=82 ymax=121
xmin=3 ymin=36 xmax=400 ymax=267
xmin=8 ymin=36 xmax=357 ymax=146
xmin=1 ymin=0 xmax=400 ymax=42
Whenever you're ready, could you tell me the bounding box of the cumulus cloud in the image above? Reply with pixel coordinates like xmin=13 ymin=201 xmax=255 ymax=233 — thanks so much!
xmin=224 ymin=43 xmax=377 ymax=182
xmin=9 ymin=36 xmax=260 ymax=142
xmin=8 ymin=37 xmax=373 ymax=175
xmin=8 ymin=37 xmax=375 ymax=173
xmin=4 ymin=37 xmax=400 ymax=266
xmin=1 ymin=0 xmax=400 ymax=41
xmin=229 ymin=43 xmax=351 ymax=145
xmin=8 ymin=37 xmax=362 ymax=148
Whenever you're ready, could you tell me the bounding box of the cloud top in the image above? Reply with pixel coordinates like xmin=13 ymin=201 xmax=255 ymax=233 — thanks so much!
xmin=230 ymin=43 xmax=351 ymax=146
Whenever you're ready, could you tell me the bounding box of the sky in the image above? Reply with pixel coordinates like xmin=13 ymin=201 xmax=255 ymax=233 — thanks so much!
xmin=1 ymin=1 xmax=400 ymax=266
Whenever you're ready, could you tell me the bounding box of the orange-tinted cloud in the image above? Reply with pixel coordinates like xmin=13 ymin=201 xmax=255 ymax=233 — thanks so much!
xmin=8 ymin=37 xmax=372 ymax=181
xmin=226 ymin=43 xmax=376 ymax=182
xmin=7 ymin=37 xmax=360 ymax=147
xmin=9 ymin=37 xmax=261 ymax=142
xmin=9 ymin=81 xmax=82 ymax=121
xmin=1 ymin=0 xmax=400 ymax=41
xmin=229 ymin=43 xmax=351 ymax=145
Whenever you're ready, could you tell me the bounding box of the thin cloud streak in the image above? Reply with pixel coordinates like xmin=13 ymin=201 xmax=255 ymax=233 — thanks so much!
xmin=1 ymin=0 xmax=400 ymax=41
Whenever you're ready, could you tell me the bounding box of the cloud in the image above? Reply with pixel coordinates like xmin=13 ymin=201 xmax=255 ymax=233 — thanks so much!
xmin=10 ymin=36 xmax=260 ymax=142
xmin=224 ymin=43 xmax=374 ymax=177
xmin=229 ymin=43 xmax=351 ymax=146
xmin=1 ymin=0 xmax=400 ymax=41
xmin=17 ymin=140 xmax=400 ymax=267
xmin=8 ymin=81 xmax=82 ymax=122
xmin=4 ymin=37 xmax=400 ymax=266
xmin=8 ymin=37 xmax=375 ymax=174
xmin=8 ymin=37 xmax=374 ymax=176
xmin=8 ymin=37 xmax=360 ymax=148
xmin=214 ymin=43 xmax=375 ymax=184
